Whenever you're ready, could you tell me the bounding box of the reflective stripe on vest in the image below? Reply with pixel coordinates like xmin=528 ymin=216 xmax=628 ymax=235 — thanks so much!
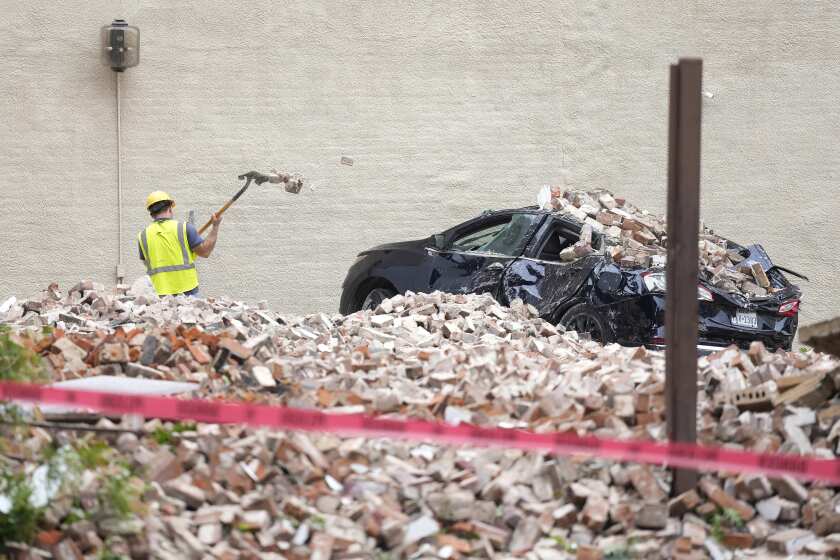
xmin=139 ymin=223 xmax=195 ymax=275
xmin=138 ymin=220 xmax=199 ymax=296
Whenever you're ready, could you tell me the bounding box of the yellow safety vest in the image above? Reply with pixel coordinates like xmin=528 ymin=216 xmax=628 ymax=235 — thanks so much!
xmin=137 ymin=220 xmax=199 ymax=295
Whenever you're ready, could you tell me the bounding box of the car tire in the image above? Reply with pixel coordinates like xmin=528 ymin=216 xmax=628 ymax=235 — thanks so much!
xmin=361 ymin=287 xmax=397 ymax=311
xmin=559 ymin=303 xmax=614 ymax=344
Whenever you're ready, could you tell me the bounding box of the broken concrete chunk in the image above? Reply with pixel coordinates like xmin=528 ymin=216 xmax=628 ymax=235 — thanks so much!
xmin=509 ymin=516 xmax=541 ymax=554
xmin=814 ymin=513 xmax=840 ymax=536
xmin=629 ymin=466 xmax=667 ymax=502
xmin=52 ymin=337 xmax=86 ymax=364
xmin=126 ymin=362 xmax=161 ymax=378
xmin=146 ymin=448 xmax=183 ymax=483
xmin=598 ymin=193 xmax=617 ymax=210
xmin=197 ymin=523 xmax=223 ymax=545
xmin=749 ymin=263 xmax=771 ymax=289
xmin=427 ymin=490 xmax=476 ymax=521
xmin=52 ymin=539 xmax=84 ymax=560
xmin=310 ymin=533 xmax=335 ymax=560
xmin=164 ymin=478 xmax=206 ymax=508
xmin=635 ymin=503 xmax=667 ymax=530
xmin=553 ymin=504 xmax=578 ymax=528
xmin=668 ymin=489 xmax=701 ymax=517
xmin=766 ymin=528 xmax=816 ymax=555
xmin=2 ymin=282 xmax=839 ymax=557
xmin=403 ymin=516 xmax=439 ymax=546
xmin=100 ymin=342 xmax=129 ymax=364
xmin=756 ymin=496 xmax=799 ymax=522
xmin=218 ymin=337 xmax=253 ymax=360
xmin=770 ymin=475 xmax=809 ymax=504
xmin=251 ymin=365 xmax=276 ymax=387
xmin=581 ymin=495 xmax=609 ymax=531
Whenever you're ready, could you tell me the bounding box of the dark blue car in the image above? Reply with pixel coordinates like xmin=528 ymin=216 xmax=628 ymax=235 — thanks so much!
xmin=340 ymin=207 xmax=801 ymax=351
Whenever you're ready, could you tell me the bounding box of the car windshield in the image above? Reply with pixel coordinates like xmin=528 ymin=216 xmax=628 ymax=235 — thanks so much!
xmin=450 ymin=213 xmax=542 ymax=256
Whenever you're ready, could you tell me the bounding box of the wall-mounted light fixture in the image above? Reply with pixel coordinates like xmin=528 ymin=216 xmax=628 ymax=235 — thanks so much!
xmin=101 ymin=19 xmax=139 ymax=284
xmin=101 ymin=19 xmax=139 ymax=72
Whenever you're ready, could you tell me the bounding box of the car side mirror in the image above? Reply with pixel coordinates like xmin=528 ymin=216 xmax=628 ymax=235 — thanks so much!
xmin=432 ymin=234 xmax=446 ymax=249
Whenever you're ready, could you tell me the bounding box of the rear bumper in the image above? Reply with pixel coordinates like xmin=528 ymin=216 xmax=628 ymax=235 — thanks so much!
xmin=605 ymin=294 xmax=796 ymax=352
xmin=649 ymin=343 xmax=750 ymax=356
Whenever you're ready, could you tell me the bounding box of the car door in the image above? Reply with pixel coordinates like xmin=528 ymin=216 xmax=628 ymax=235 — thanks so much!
xmin=501 ymin=216 xmax=602 ymax=318
xmin=426 ymin=212 xmax=546 ymax=299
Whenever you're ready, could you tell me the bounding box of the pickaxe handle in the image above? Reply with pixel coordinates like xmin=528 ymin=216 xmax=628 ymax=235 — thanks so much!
xmin=198 ymin=175 xmax=254 ymax=235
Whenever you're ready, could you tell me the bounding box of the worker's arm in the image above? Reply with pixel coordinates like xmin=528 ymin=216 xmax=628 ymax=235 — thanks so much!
xmin=193 ymin=213 xmax=222 ymax=258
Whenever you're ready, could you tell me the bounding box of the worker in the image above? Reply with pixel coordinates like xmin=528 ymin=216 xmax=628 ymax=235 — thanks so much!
xmin=138 ymin=191 xmax=222 ymax=296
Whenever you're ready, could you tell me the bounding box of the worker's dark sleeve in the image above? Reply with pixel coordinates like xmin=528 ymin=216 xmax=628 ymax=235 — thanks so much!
xmin=185 ymin=223 xmax=205 ymax=250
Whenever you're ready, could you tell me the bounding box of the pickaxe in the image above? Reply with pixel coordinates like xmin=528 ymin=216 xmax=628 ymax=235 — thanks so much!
xmin=198 ymin=170 xmax=303 ymax=235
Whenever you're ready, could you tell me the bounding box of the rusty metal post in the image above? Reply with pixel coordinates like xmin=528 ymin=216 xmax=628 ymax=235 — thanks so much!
xmin=666 ymin=58 xmax=702 ymax=494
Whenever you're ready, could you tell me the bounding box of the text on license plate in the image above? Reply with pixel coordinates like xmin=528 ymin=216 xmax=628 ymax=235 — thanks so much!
xmin=733 ymin=311 xmax=758 ymax=329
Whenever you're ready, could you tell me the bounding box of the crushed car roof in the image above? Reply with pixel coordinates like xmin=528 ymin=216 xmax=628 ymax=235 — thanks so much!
xmin=488 ymin=187 xmax=799 ymax=301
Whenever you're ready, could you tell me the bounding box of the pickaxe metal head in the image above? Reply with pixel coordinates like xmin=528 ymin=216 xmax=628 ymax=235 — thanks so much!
xmin=237 ymin=170 xmax=276 ymax=185
xmin=238 ymin=170 xmax=305 ymax=193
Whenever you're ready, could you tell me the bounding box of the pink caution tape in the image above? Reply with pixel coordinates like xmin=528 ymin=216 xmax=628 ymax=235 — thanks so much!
xmin=2 ymin=381 xmax=839 ymax=484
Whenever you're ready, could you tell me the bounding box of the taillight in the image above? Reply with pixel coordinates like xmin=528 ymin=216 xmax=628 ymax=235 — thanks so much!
xmin=778 ymin=300 xmax=799 ymax=317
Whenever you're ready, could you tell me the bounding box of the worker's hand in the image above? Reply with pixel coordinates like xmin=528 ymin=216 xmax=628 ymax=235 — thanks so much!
xmin=211 ymin=212 xmax=223 ymax=229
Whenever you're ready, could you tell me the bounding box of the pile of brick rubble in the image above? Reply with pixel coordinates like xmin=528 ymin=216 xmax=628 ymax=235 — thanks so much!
xmin=541 ymin=187 xmax=783 ymax=299
xmin=1 ymin=281 xmax=839 ymax=559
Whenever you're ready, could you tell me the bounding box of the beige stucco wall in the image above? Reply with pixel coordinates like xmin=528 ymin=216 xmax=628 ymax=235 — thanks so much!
xmin=1 ymin=1 xmax=838 ymax=327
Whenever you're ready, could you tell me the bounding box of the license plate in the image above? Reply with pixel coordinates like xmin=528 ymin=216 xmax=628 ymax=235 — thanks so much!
xmin=733 ymin=310 xmax=758 ymax=329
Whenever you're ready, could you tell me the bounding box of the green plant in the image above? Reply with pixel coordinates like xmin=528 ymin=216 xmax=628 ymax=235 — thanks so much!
xmin=172 ymin=421 xmax=196 ymax=433
xmin=0 ymin=404 xmax=26 ymax=426
xmin=707 ymin=507 xmax=744 ymax=542
xmin=75 ymin=440 xmax=111 ymax=469
xmin=100 ymin=470 xmax=137 ymax=519
xmin=0 ymin=472 xmax=44 ymax=545
xmin=551 ymin=535 xmax=576 ymax=552
xmin=0 ymin=439 xmax=142 ymax=548
xmin=62 ymin=505 xmax=90 ymax=525
xmin=709 ymin=514 xmax=724 ymax=542
xmin=721 ymin=507 xmax=744 ymax=528
xmin=151 ymin=422 xmax=194 ymax=446
xmin=69 ymin=444 xmax=140 ymax=521
xmin=0 ymin=330 xmax=46 ymax=382
xmin=604 ymin=536 xmax=638 ymax=559
xmin=151 ymin=426 xmax=174 ymax=445
xmin=98 ymin=549 xmax=127 ymax=560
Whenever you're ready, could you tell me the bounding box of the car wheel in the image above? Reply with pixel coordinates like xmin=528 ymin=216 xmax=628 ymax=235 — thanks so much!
xmin=559 ymin=303 xmax=613 ymax=344
xmin=361 ymin=287 xmax=397 ymax=311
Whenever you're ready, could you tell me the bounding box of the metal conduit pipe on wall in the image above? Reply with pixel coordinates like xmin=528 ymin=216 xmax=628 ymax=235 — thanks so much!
xmin=116 ymin=71 xmax=124 ymax=283
xmin=101 ymin=18 xmax=139 ymax=285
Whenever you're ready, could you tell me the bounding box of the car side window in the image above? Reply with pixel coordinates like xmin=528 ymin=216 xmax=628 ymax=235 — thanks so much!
xmin=450 ymin=221 xmax=510 ymax=252
xmin=537 ymin=227 xmax=580 ymax=262
xmin=449 ymin=214 xmax=542 ymax=257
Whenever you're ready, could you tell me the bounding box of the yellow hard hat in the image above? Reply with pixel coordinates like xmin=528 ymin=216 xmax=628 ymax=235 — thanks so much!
xmin=145 ymin=191 xmax=175 ymax=210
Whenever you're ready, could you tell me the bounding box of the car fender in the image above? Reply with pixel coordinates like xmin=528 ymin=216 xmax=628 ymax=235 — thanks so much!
xmin=340 ymin=241 xmax=433 ymax=313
